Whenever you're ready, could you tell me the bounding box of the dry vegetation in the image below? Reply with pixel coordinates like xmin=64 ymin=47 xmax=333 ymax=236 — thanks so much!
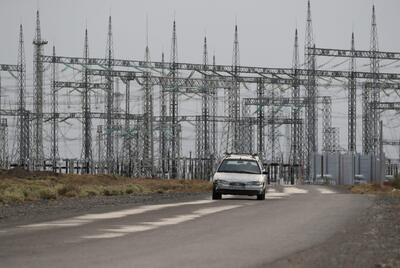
xmin=0 ymin=168 xmax=212 ymax=204
xmin=350 ymin=176 xmax=400 ymax=197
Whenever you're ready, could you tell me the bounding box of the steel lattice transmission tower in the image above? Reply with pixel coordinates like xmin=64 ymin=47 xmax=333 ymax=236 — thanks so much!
xmin=195 ymin=115 xmax=203 ymax=178
xmin=159 ymin=52 xmax=168 ymax=178
xmin=348 ymin=32 xmax=357 ymax=152
xmin=241 ymin=99 xmax=253 ymax=153
xmin=290 ymin=29 xmax=302 ymax=181
xmin=96 ymin=125 xmax=104 ymax=173
xmin=211 ymin=53 xmax=218 ymax=161
xmin=169 ymin=20 xmax=179 ymax=178
xmin=105 ymin=16 xmax=115 ymax=174
xmin=142 ymin=29 xmax=155 ymax=177
xmin=232 ymin=24 xmax=241 ymax=152
xmin=223 ymin=24 xmax=241 ymax=153
xmin=202 ymin=36 xmax=213 ymax=178
xmin=256 ymin=79 xmax=265 ymax=160
xmin=122 ymin=79 xmax=132 ymax=176
xmin=0 ymin=75 xmax=8 ymax=168
xmin=322 ymin=96 xmax=332 ymax=152
xmin=32 ymin=10 xmax=47 ymax=169
xmin=17 ymin=25 xmax=30 ymax=168
xmin=267 ymin=85 xmax=282 ymax=162
xmin=50 ymin=46 xmax=59 ymax=172
xmin=304 ymin=0 xmax=317 ymax=181
xmin=370 ymin=5 xmax=380 ymax=154
xmin=0 ymin=118 xmax=8 ymax=169
xmin=81 ymin=29 xmax=92 ymax=173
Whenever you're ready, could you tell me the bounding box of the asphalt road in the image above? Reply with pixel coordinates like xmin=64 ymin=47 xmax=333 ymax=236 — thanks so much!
xmin=0 ymin=185 xmax=371 ymax=268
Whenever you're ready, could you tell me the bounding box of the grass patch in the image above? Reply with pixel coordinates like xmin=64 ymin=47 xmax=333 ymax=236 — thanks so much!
xmin=0 ymin=169 xmax=212 ymax=204
xmin=351 ymin=183 xmax=400 ymax=197
xmin=393 ymin=176 xmax=400 ymax=190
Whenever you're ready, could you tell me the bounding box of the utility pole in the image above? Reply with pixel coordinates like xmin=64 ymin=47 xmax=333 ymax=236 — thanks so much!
xmin=32 ymin=10 xmax=47 ymax=170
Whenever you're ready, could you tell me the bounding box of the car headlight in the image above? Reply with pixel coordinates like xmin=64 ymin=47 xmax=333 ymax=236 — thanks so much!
xmin=214 ymin=179 xmax=229 ymax=185
xmin=246 ymin=181 xmax=263 ymax=186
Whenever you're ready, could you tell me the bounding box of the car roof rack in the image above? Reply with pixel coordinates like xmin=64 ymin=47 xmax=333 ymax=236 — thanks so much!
xmin=224 ymin=152 xmax=259 ymax=159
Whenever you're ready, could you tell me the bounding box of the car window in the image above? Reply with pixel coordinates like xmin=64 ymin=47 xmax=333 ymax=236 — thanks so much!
xmin=217 ymin=159 xmax=261 ymax=174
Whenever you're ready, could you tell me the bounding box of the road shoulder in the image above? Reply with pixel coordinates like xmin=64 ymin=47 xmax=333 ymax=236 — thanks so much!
xmin=267 ymin=194 xmax=400 ymax=268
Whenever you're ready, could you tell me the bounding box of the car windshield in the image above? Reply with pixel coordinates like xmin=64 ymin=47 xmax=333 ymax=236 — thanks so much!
xmin=217 ymin=159 xmax=261 ymax=174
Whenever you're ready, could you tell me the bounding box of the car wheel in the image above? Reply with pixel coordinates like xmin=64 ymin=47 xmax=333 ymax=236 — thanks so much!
xmin=257 ymin=192 xmax=265 ymax=200
xmin=212 ymin=189 xmax=222 ymax=200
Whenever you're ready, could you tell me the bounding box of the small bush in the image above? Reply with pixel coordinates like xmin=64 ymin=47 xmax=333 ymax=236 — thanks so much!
xmin=125 ymin=188 xmax=134 ymax=194
xmin=102 ymin=187 xmax=123 ymax=196
xmin=103 ymin=188 xmax=111 ymax=196
xmin=39 ymin=189 xmax=57 ymax=200
xmin=85 ymin=189 xmax=100 ymax=197
xmin=393 ymin=176 xmax=400 ymax=189
xmin=57 ymin=184 xmax=80 ymax=197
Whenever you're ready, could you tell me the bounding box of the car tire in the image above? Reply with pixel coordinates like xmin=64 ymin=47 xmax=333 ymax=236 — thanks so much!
xmin=212 ymin=189 xmax=222 ymax=200
xmin=257 ymin=192 xmax=265 ymax=200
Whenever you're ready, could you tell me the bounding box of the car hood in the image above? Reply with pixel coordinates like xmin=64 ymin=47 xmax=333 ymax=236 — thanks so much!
xmin=213 ymin=172 xmax=264 ymax=182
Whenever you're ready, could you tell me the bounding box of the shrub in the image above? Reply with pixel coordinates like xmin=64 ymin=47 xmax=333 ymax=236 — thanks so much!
xmin=57 ymin=184 xmax=80 ymax=197
xmin=125 ymin=188 xmax=134 ymax=194
xmin=39 ymin=189 xmax=57 ymax=200
xmin=393 ymin=176 xmax=400 ymax=189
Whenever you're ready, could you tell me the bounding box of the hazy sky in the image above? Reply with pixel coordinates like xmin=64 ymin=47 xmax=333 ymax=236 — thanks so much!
xmin=1 ymin=0 xmax=400 ymax=66
xmin=1 ymin=0 xmax=400 ymax=159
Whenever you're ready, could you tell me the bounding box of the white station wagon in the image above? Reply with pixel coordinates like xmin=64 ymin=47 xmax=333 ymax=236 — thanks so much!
xmin=212 ymin=154 xmax=267 ymax=200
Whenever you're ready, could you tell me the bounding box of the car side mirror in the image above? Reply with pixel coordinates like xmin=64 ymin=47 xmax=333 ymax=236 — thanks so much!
xmin=263 ymin=171 xmax=268 ymax=175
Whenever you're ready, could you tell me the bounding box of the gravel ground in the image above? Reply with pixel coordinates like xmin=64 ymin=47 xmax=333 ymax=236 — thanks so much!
xmin=269 ymin=194 xmax=400 ymax=268
xmin=0 ymin=192 xmax=210 ymax=228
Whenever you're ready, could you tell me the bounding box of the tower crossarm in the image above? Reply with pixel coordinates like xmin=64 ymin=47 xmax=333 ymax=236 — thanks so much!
xmin=370 ymin=102 xmax=400 ymax=110
xmin=54 ymin=81 xmax=108 ymax=90
xmin=363 ymin=81 xmax=400 ymax=90
xmin=41 ymin=55 xmax=400 ymax=80
xmin=244 ymin=96 xmax=331 ymax=106
xmin=0 ymin=64 xmax=20 ymax=72
xmin=244 ymin=97 xmax=308 ymax=107
xmin=308 ymin=47 xmax=400 ymax=60
xmin=382 ymin=140 xmax=400 ymax=146
xmin=86 ymin=69 xmax=137 ymax=80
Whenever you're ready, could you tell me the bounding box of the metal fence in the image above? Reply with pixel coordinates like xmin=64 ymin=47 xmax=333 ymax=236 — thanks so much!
xmin=311 ymin=152 xmax=385 ymax=185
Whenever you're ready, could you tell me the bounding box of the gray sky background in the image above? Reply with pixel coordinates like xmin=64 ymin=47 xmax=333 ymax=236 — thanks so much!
xmin=1 ymin=0 xmax=400 ymax=66
xmin=1 ymin=0 xmax=400 ymax=159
